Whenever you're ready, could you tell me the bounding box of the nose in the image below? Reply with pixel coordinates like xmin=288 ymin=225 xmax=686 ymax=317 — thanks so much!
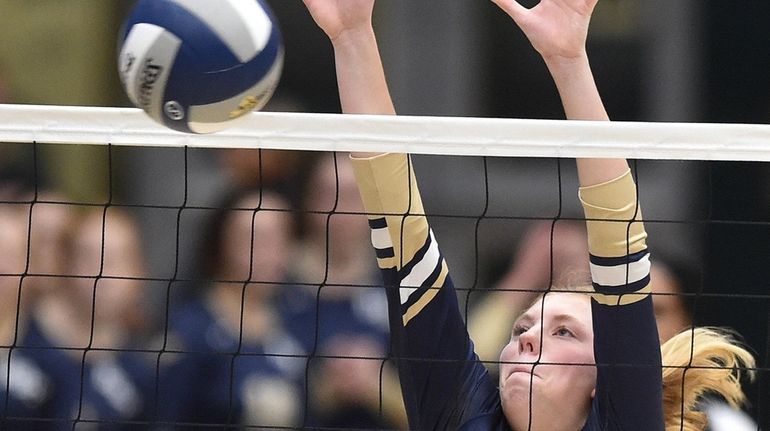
xmin=518 ymin=327 xmax=540 ymax=355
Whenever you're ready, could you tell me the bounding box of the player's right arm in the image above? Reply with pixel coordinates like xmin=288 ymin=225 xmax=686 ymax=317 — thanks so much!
xmin=350 ymin=153 xmax=504 ymax=430
xmin=304 ymin=2 xmax=500 ymax=428
xmin=302 ymin=0 xmax=394 ymax=158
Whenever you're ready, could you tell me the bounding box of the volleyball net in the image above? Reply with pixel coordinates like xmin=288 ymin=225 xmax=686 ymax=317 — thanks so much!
xmin=0 ymin=104 xmax=768 ymax=429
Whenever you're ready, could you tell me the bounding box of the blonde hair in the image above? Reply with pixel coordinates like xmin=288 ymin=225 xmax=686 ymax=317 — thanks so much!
xmin=660 ymin=327 xmax=756 ymax=431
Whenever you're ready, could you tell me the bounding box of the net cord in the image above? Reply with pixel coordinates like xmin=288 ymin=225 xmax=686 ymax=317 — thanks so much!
xmin=2 ymin=104 xmax=770 ymax=161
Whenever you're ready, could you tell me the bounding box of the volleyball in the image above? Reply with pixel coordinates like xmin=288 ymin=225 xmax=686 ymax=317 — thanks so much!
xmin=118 ymin=0 xmax=283 ymax=134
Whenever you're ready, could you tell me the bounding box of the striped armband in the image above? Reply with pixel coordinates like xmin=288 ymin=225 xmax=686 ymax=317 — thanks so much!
xmin=590 ymin=249 xmax=652 ymax=306
xmin=368 ymin=216 xmax=449 ymax=326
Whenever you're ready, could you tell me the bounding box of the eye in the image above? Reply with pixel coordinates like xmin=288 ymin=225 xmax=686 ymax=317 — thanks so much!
xmin=512 ymin=324 xmax=530 ymax=337
xmin=554 ymin=327 xmax=575 ymax=338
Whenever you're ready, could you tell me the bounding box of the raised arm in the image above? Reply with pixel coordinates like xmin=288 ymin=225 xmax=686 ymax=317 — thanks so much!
xmin=493 ymin=0 xmax=664 ymax=429
xmin=491 ymin=0 xmax=627 ymax=185
xmin=304 ymin=2 xmax=505 ymax=429
xmin=303 ymin=0 xmax=393 ymax=159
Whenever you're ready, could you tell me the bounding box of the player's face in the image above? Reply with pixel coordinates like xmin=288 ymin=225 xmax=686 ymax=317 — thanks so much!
xmin=499 ymin=292 xmax=596 ymax=431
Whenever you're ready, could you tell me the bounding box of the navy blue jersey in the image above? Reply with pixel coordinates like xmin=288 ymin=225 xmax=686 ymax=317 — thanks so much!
xmin=80 ymin=351 xmax=155 ymax=430
xmin=7 ymin=318 xmax=154 ymax=430
xmin=158 ymin=299 xmax=306 ymax=428
xmin=276 ymin=282 xmax=390 ymax=354
xmin=350 ymin=153 xmax=664 ymax=431
xmin=2 ymin=319 xmax=56 ymax=430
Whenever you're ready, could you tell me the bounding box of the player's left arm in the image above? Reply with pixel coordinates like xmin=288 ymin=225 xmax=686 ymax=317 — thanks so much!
xmin=492 ymin=0 xmax=664 ymax=428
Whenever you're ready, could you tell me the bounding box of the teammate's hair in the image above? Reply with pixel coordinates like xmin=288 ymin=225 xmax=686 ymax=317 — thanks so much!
xmin=197 ymin=186 xmax=293 ymax=282
xmin=660 ymin=327 xmax=756 ymax=431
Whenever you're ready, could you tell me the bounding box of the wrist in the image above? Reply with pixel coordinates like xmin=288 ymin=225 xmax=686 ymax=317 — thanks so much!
xmin=543 ymin=52 xmax=608 ymax=122
xmin=330 ymin=25 xmax=376 ymax=50
xmin=543 ymin=52 xmax=590 ymax=76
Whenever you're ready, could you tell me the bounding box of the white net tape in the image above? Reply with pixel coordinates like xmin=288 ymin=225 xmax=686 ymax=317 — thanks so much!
xmin=2 ymin=103 xmax=770 ymax=161
xmin=1 ymin=102 xmax=767 ymax=430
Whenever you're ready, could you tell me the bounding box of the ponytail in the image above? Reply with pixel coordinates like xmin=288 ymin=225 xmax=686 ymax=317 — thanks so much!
xmin=660 ymin=327 xmax=755 ymax=431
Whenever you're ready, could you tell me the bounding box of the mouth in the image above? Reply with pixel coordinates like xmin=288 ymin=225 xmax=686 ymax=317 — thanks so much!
xmin=505 ymin=364 xmax=539 ymax=380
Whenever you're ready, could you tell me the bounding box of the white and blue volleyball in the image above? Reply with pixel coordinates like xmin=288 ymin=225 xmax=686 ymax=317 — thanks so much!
xmin=118 ymin=0 xmax=283 ymax=133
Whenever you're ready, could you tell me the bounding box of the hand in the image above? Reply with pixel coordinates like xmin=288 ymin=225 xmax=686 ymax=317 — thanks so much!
xmin=491 ymin=0 xmax=598 ymax=62
xmin=303 ymin=0 xmax=375 ymax=43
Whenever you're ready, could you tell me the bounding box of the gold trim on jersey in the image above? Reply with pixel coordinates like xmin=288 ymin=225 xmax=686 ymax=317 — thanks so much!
xmin=591 ymin=284 xmax=652 ymax=306
xmin=403 ymin=260 xmax=449 ymax=326
xmin=351 ymin=153 xmax=446 ymax=325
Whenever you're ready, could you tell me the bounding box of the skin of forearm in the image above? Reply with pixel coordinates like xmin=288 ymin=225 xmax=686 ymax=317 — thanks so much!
xmin=545 ymin=54 xmax=629 ymax=186
xmin=332 ymin=28 xmax=394 ymax=159
xmin=332 ymin=27 xmax=395 ymax=116
xmin=544 ymin=54 xmax=607 ymax=122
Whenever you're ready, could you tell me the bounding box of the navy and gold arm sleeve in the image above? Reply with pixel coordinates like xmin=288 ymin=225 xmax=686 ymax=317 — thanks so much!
xmin=351 ymin=153 xmax=449 ymax=325
xmin=351 ymin=153 xmax=502 ymax=430
xmin=579 ymin=169 xmax=665 ymax=430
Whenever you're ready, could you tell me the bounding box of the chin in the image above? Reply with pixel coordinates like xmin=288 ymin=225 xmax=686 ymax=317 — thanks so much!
xmin=500 ymin=383 xmax=533 ymax=414
xmin=501 ymin=398 xmax=541 ymax=431
xmin=501 ymin=377 xmax=551 ymax=424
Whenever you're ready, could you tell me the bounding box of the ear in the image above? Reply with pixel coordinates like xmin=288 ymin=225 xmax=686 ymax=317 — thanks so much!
xmin=590 ymin=388 xmax=596 ymax=399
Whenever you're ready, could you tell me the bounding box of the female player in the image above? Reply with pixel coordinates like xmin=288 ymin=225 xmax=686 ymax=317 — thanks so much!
xmin=302 ymin=0 xmax=755 ymax=430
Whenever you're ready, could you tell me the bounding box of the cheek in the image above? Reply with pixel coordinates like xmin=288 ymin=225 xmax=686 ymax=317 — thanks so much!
xmin=498 ymin=341 xmax=518 ymax=379
xmin=499 ymin=340 xmax=517 ymax=362
xmin=537 ymin=341 xmax=595 ymax=376
xmin=551 ymin=346 xmax=596 ymax=390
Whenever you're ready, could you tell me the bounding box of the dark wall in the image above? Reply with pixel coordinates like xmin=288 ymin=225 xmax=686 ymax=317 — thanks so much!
xmin=704 ymin=2 xmax=770 ymax=427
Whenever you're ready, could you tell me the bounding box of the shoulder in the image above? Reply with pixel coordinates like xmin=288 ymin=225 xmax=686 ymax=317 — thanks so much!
xmin=168 ymin=299 xmax=232 ymax=351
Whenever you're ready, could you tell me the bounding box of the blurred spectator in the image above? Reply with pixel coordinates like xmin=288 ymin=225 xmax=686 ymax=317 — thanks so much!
xmin=0 ymin=207 xmax=28 ymax=338
xmin=649 ymin=257 xmax=695 ymax=343
xmin=310 ymin=334 xmax=405 ymax=429
xmin=32 ymin=206 xmax=154 ymax=429
xmin=219 ymin=148 xmax=306 ymax=196
xmin=117 ymin=93 xmax=316 ymax=301
xmin=283 ymin=153 xmax=389 ymax=346
xmin=25 ymin=193 xmax=77 ymax=308
xmin=67 ymin=208 xmax=150 ymax=345
xmin=278 ymin=154 xmax=405 ymax=429
xmin=159 ymin=189 xmax=305 ymax=428
xmin=217 ymin=93 xmax=318 ymax=209
xmin=0 ymin=203 xmax=55 ymax=429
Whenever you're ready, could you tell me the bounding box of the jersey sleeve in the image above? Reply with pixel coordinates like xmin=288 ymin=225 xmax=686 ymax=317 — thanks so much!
xmin=579 ymin=169 xmax=665 ymax=430
xmin=350 ymin=153 xmax=501 ymax=430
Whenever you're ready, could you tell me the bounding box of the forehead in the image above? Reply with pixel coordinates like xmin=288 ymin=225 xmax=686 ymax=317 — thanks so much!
xmin=521 ymin=292 xmax=592 ymax=324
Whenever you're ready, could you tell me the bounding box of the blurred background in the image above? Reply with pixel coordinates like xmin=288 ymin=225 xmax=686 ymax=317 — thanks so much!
xmin=0 ymin=0 xmax=768 ymax=429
